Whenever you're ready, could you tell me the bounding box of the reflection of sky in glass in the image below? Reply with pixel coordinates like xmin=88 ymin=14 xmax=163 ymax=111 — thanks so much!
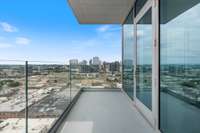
xmin=137 ymin=25 xmax=152 ymax=65
xmin=122 ymin=10 xmax=134 ymax=99
xmin=137 ymin=13 xmax=152 ymax=65
xmin=123 ymin=24 xmax=134 ymax=61
xmin=136 ymin=8 xmax=152 ymax=109
xmin=161 ymin=3 xmax=200 ymax=64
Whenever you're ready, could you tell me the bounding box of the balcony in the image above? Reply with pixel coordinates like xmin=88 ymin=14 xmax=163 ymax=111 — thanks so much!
xmin=56 ymin=89 xmax=155 ymax=133
xmin=0 ymin=60 xmax=157 ymax=133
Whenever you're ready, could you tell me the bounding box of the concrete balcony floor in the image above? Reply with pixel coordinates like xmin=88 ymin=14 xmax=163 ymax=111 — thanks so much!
xmin=57 ymin=90 xmax=156 ymax=133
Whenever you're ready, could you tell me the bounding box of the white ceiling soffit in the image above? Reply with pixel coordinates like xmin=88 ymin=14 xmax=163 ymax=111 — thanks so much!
xmin=68 ymin=0 xmax=135 ymax=24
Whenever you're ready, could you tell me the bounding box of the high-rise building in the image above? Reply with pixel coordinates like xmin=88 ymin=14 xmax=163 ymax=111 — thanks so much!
xmin=6 ymin=1 xmax=198 ymax=133
xmin=92 ymin=56 xmax=101 ymax=65
xmin=69 ymin=59 xmax=78 ymax=65
xmin=79 ymin=60 xmax=87 ymax=65
xmin=109 ymin=61 xmax=120 ymax=72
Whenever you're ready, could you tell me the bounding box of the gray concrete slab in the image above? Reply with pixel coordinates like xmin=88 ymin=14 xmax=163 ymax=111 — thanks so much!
xmin=58 ymin=91 xmax=156 ymax=133
xmin=68 ymin=0 xmax=135 ymax=24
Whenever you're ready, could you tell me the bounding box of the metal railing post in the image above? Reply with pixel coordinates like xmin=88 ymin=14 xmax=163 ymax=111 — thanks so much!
xmin=25 ymin=61 xmax=28 ymax=133
xmin=69 ymin=64 xmax=72 ymax=102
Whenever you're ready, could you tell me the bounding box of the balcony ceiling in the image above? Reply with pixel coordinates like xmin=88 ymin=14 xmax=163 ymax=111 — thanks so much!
xmin=68 ymin=0 xmax=135 ymax=24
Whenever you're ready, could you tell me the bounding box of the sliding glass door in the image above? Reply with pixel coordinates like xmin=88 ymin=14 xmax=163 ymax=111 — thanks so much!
xmin=122 ymin=0 xmax=159 ymax=128
xmin=134 ymin=0 xmax=156 ymax=125
xmin=136 ymin=7 xmax=153 ymax=110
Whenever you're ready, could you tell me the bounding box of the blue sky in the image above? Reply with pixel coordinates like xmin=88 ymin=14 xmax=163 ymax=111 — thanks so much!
xmin=0 ymin=0 xmax=121 ymax=63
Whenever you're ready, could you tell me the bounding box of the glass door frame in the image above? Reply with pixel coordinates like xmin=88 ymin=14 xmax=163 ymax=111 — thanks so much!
xmin=133 ymin=0 xmax=159 ymax=128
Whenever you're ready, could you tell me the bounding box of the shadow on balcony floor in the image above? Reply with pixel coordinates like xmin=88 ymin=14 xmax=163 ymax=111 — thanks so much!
xmin=57 ymin=90 xmax=156 ymax=133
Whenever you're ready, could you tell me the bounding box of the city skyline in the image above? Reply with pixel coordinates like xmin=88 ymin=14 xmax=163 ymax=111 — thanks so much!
xmin=0 ymin=56 xmax=121 ymax=65
xmin=70 ymin=56 xmax=121 ymax=65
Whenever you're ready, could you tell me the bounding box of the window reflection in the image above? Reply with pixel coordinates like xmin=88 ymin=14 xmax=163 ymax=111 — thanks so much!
xmin=135 ymin=0 xmax=148 ymax=16
xmin=160 ymin=1 xmax=200 ymax=133
xmin=136 ymin=8 xmax=152 ymax=110
xmin=122 ymin=9 xmax=134 ymax=99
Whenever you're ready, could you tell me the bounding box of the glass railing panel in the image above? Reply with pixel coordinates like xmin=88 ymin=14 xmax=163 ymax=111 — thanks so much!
xmin=0 ymin=59 xmax=122 ymax=133
xmin=70 ymin=63 xmax=122 ymax=98
xmin=70 ymin=64 xmax=82 ymax=99
xmin=0 ymin=60 xmax=26 ymax=133
xmin=27 ymin=61 xmax=70 ymax=133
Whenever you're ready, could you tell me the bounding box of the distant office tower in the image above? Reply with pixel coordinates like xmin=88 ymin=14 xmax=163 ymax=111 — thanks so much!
xmin=109 ymin=61 xmax=120 ymax=72
xmin=79 ymin=60 xmax=87 ymax=65
xmin=79 ymin=65 xmax=100 ymax=73
xmin=92 ymin=56 xmax=101 ymax=65
xmin=69 ymin=59 xmax=78 ymax=65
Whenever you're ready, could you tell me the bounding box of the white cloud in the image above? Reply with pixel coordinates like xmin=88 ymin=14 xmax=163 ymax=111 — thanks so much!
xmin=96 ymin=25 xmax=121 ymax=35
xmin=0 ymin=43 xmax=12 ymax=48
xmin=137 ymin=30 xmax=144 ymax=37
xmin=0 ymin=22 xmax=18 ymax=32
xmin=16 ymin=37 xmax=31 ymax=45
xmin=96 ymin=25 xmax=111 ymax=32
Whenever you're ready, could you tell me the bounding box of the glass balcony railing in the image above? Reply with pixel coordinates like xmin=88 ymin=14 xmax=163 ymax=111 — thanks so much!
xmin=0 ymin=60 xmax=122 ymax=133
xmin=27 ymin=61 xmax=71 ymax=133
xmin=69 ymin=64 xmax=122 ymax=90
xmin=0 ymin=60 xmax=80 ymax=133
xmin=0 ymin=60 xmax=26 ymax=133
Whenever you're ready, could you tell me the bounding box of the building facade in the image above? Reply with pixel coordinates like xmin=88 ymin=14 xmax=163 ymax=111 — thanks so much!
xmin=69 ymin=59 xmax=78 ymax=65
xmin=122 ymin=1 xmax=200 ymax=133
xmin=92 ymin=56 xmax=101 ymax=65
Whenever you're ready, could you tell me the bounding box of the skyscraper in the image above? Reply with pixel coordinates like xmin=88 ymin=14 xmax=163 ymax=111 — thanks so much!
xmin=92 ymin=56 xmax=101 ymax=65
